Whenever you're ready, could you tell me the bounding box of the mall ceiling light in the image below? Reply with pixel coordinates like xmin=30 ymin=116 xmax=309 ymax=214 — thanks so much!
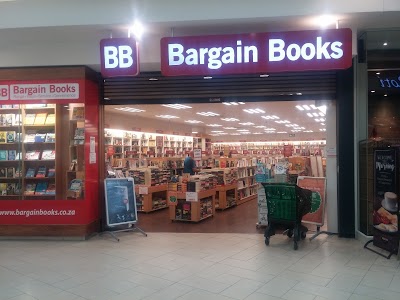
xmin=310 ymin=105 xmax=317 ymax=109
xmin=253 ymin=132 xmax=263 ymax=135
xmin=315 ymin=118 xmax=321 ymax=122
xmin=320 ymin=128 xmax=326 ymax=131
xmin=295 ymin=105 xmax=304 ymax=111
xmin=156 ymin=115 xmax=179 ymax=119
xmin=313 ymin=112 xmax=319 ymax=117
xmin=197 ymin=112 xmax=220 ymax=116
xmin=203 ymin=76 xmax=213 ymax=79
xmin=114 ymin=107 xmax=145 ymax=112
xmin=243 ymin=108 xmax=265 ymax=114
xmin=192 ymin=131 xmax=198 ymax=134
xmin=275 ymin=120 xmax=290 ymax=124
xmin=254 ymin=125 xmax=266 ymax=128
xmin=302 ymin=105 xmax=311 ymax=110
xmin=317 ymin=15 xmax=338 ymax=28
xmin=222 ymin=102 xmax=245 ymax=105
xmin=296 ymin=93 xmax=303 ymax=95
xmin=239 ymin=122 xmax=255 ymax=126
xmin=307 ymin=113 xmax=313 ymax=117
xmin=277 ymin=131 xmax=287 ymax=134
xmin=185 ymin=120 xmax=203 ymax=124
xmin=211 ymin=131 xmax=224 ymax=133
xmin=383 ymin=42 xmax=388 ymax=46
xmin=162 ymin=104 xmax=192 ymax=109
xmin=230 ymin=133 xmax=241 ymax=136
xmin=262 ymin=115 xmax=280 ymax=120
xmin=129 ymin=21 xmax=144 ymax=39
xmin=237 ymin=129 xmax=250 ymax=132
xmin=264 ymin=128 xmax=276 ymax=131
xmin=223 ymin=127 xmax=237 ymax=130
xmin=206 ymin=124 xmax=223 ymax=127
xmin=221 ymin=118 xmax=239 ymax=121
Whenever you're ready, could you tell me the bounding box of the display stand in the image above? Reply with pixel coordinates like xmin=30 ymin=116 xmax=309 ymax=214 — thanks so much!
xmin=135 ymin=184 xmax=168 ymax=213
xmin=215 ymin=183 xmax=237 ymax=210
xmin=168 ymin=189 xmax=216 ymax=222
xmin=103 ymin=178 xmax=147 ymax=242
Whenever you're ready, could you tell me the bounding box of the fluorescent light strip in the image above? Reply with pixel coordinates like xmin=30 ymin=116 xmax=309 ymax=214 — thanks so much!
xmin=254 ymin=125 xmax=266 ymax=128
xmin=223 ymin=127 xmax=237 ymax=130
xmin=222 ymin=102 xmax=245 ymax=106
xmin=295 ymin=105 xmax=304 ymax=111
xmin=277 ymin=131 xmax=287 ymax=133
xmin=310 ymin=105 xmax=317 ymax=109
xmin=221 ymin=118 xmax=239 ymax=121
xmin=197 ymin=112 xmax=220 ymax=116
xmin=206 ymin=124 xmax=222 ymax=127
xmin=243 ymin=108 xmax=265 ymax=114
xmin=114 ymin=107 xmax=145 ymax=112
xmin=302 ymin=105 xmax=311 ymax=110
xmin=253 ymin=132 xmax=263 ymax=135
xmin=162 ymin=104 xmax=192 ymax=110
xmin=237 ymin=129 xmax=250 ymax=132
xmin=239 ymin=122 xmax=255 ymax=126
xmin=156 ymin=115 xmax=179 ymax=119
xmin=211 ymin=131 xmax=224 ymax=133
xmin=185 ymin=120 xmax=203 ymax=124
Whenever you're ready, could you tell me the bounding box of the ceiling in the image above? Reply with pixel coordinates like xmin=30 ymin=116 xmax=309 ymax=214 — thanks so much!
xmin=105 ymin=100 xmax=328 ymax=139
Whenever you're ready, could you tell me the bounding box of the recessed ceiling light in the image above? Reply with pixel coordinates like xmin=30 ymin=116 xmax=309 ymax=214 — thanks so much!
xmin=315 ymin=118 xmax=320 ymax=122
xmin=312 ymin=113 xmax=319 ymax=117
xmin=197 ymin=112 xmax=220 ymax=116
xmin=320 ymin=128 xmax=326 ymax=131
xmin=115 ymin=107 xmax=145 ymax=112
xmin=230 ymin=133 xmax=241 ymax=136
xmin=277 ymin=131 xmax=287 ymax=133
xmin=254 ymin=125 xmax=266 ymax=128
xmin=264 ymin=128 xmax=276 ymax=131
xmin=307 ymin=113 xmax=313 ymax=117
xmin=156 ymin=115 xmax=179 ymax=119
xmin=259 ymin=74 xmax=269 ymax=78
xmin=185 ymin=120 xmax=203 ymax=124
xmin=237 ymin=129 xmax=250 ymax=132
xmin=376 ymin=72 xmax=380 ymax=75
xmin=221 ymin=118 xmax=239 ymax=121
xmin=239 ymin=122 xmax=255 ymax=126
xmin=253 ymin=132 xmax=263 ymax=135
xmin=262 ymin=115 xmax=280 ymax=120
xmin=317 ymin=15 xmax=337 ymax=28
xmin=206 ymin=124 xmax=222 ymax=127
xmin=223 ymin=127 xmax=237 ymax=130
xmin=321 ymin=123 xmax=325 ymax=126
xmin=295 ymin=105 xmax=304 ymax=111
xmin=275 ymin=120 xmax=290 ymax=124
xmin=192 ymin=131 xmax=198 ymax=134
xmin=211 ymin=130 xmax=224 ymax=133
xmin=384 ymin=94 xmax=388 ymax=97
xmin=310 ymin=105 xmax=317 ymax=109
xmin=371 ymin=90 xmax=376 ymax=93
xmin=383 ymin=42 xmax=388 ymax=46
xmin=243 ymin=108 xmax=265 ymax=114
xmin=204 ymin=76 xmax=213 ymax=79
xmin=302 ymin=105 xmax=311 ymax=110
xmin=162 ymin=104 xmax=192 ymax=109
xmin=149 ymin=78 xmax=158 ymax=81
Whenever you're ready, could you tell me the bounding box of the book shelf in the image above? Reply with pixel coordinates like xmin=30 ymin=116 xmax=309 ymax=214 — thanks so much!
xmin=134 ymin=184 xmax=168 ymax=213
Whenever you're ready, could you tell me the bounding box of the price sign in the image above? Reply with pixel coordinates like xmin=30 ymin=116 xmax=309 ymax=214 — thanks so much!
xmin=186 ymin=192 xmax=198 ymax=202
xmin=138 ymin=186 xmax=149 ymax=195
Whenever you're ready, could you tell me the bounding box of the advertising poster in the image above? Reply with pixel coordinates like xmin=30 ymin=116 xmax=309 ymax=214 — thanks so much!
xmin=373 ymin=149 xmax=398 ymax=252
xmin=297 ymin=176 xmax=326 ymax=226
xmin=104 ymin=178 xmax=137 ymax=226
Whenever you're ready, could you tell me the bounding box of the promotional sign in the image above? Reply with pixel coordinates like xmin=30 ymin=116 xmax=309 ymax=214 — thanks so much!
xmin=297 ymin=176 xmax=326 ymax=226
xmin=0 ymin=80 xmax=81 ymax=102
xmin=161 ymin=28 xmax=352 ymax=76
xmin=372 ymin=149 xmax=399 ymax=253
xmin=104 ymin=178 xmax=138 ymax=226
xmin=193 ymin=148 xmax=202 ymax=160
xmin=100 ymin=38 xmax=139 ymax=78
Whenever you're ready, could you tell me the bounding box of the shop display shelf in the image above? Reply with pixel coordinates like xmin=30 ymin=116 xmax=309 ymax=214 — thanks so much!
xmin=237 ymin=194 xmax=257 ymax=205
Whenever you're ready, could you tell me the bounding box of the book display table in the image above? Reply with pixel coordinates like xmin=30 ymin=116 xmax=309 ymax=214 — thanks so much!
xmin=215 ymin=183 xmax=237 ymax=210
xmin=135 ymin=184 xmax=168 ymax=213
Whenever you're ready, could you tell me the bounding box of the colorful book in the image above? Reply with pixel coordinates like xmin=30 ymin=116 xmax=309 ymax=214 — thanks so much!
xmin=47 ymin=168 xmax=55 ymax=178
xmin=0 ymin=183 xmax=7 ymax=195
xmin=45 ymin=133 xmax=55 ymax=143
xmin=34 ymin=133 xmax=46 ymax=143
xmin=24 ymin=183 xmax=36 ymax=195
xmin=0 ymin=168 xmax=6 ymax=178
xmin=8 ymin=150 xmax=16 ymax=160
xmin=0 ymin=131 xmax=6 ymax=143
xmin=45 ymin=114 xmax=55 ymax=125
xmin=6 ymin=167 xmax=14 ymax=178
xmin=26 ymin=168 xmax=36 ymax=178
xmin=36 ymin=166 xmax=47 ymax=178
xmin=41 ymin=150 xmax=55 ymax=160
xmin=35 ymin=182 xmax=48 ymax=195
xmin=24 ymin=130 xmax=36 ymax=143
xmin=13 ymin=114 xmax=22 ymax=126
xmin=15 ymin=152 xmax=22 ymax=160
xmin=14 ymin=167 xmax=22 ymax=178
xmin=0 ymin=150 xmax=7 ymax=160
xmin=24 ymin=114 xmax=36 ymax=125
xmin=45 ymin=183 xmax=56 ymax=195
xmin=6 ymin=183 xmax=16 ymax=195
xmin=72 ymin=107 xmax=84 ymax=120
xmin=5 ymin=114 xmax=14 ymax=126
xmin=25 ymin=151 xmax=41 ymax=160
xmin=6 ymin=131 xmax=15 ymax=143
xmin=34 ymin=113 xmax=47 ymax=125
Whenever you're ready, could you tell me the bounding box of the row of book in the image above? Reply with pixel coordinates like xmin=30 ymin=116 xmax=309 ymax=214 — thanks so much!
xmin=0 ymin=131 xmax=18 ymax=143
xmin=0 ymin=182 xmax=56 ymax=196
xmin=24 ymin=132 xmax=55 ymax=143
xmin=0 ymin=166 xmax=55 ymax=179
xmin=25 ymin=113 xmax=55 ymax=125
xmin=0 ymin=114 xmax=21 ymax=126
xmin=0 ymin=104 xmax=54 ymax=109
xmin=0 ymin=150 xmax=55 ymax=161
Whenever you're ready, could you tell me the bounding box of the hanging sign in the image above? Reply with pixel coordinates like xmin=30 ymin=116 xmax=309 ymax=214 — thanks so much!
xmin=100 ymin=38 xmax=139 ymax=78
xmin=161 ymin=28 xmax=352 ymax=76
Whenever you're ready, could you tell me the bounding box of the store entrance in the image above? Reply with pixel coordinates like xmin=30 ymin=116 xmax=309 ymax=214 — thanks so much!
xmin=103 ymin=99 xmax=335 ymax=234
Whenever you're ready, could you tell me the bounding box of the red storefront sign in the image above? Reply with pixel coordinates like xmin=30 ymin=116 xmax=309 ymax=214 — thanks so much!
xmin=100 ymin=38 xmax=139 ymax=78
xmin=161 ymin=28 xmax=352 ymax=76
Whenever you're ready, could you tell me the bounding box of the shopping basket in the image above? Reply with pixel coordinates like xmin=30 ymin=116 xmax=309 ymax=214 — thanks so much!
xmin=262 ymin=183 xmax=312 ymax=250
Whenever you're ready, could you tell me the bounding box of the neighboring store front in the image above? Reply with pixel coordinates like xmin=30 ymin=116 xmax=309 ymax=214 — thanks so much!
xmin=101 ymin=28 xmax=355 ymax=237
xmin=0 ymin=67 xmax=100 ymax=238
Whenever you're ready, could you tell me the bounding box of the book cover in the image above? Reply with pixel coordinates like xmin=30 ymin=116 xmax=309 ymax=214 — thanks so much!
xmin=72 ymin=107 xmax=84 ymax=120
xmin=0 ymin=150 xmax=8 ymax=160
xmin=13 ymin=114 xmax=22 ymax=126
xmin=41 ymin=150 xmax=55 ymax=160
xmin=74 ymin=128 xmax=85 ymax=140
xmin=45 ymin=114 xmax=55 ymax=125
xmin=8 ymin=150 xmax=16 ymax=160
xmin=0 ymin=168 xmax=6 ymax=178
xmin=14 ymin=167 xmax=22 ymax=178
xmin=47 ymin=168 xmax=55 ymax=178
xmin=1 ymin=105 xmax=13 ymax=108
xmin=24 ymin=183 xmax=36 ymax=195
xmin=5 ymin=114 xmax=14 ymax=126
xmin=0 ymin=131 xmax=6 ymax=143
xmin=7 ymin=183 xmax=16 ymax=195
xmin=14 ymin=183 xmax=21 ymax=194
xmin=15 ymin=133 xmax=22 ymax=142
xmin=26 ymin=168 xmax=36 ymax=178
xmin=0 ymin=183 xmax=7 ymax=195
xmin=15 ymin=152 xmax=22 ymax=160
xmin=45 ymin=133 xmax=55 ymax=143
xmin=24 ymin=130 xmax=36 ymax=143
xmin=35 ymin=182 xmax=48 ymax=195
xmin=34 ymin=133 xmax=46 ymax=143
xmin=36 ymin=166 xmax=47 ymax=178
xmin=34 ymin=113 xmax=47 ymax=125
xmin=69 ymin=179 xmax=83 ymax=191
xmin=25 ymin=150 xmax=41 ymax=160
xmin=45 ymin=183 xmax=56 ymax=195
xmin=6 ymin=167 xmax=14 ymax=178
xmin=6 ymin=131 xmax=15 ymax=143
xmin=24 ymin=114 xmax=36 ymax=125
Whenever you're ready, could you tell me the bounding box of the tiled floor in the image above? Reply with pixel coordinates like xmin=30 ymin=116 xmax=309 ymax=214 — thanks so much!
xmin=0 ymin=232 xmax=399 ymax=300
